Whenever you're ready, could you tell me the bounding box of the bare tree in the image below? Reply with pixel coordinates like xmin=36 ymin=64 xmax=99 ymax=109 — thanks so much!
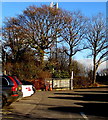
xmin=85 ymin=13 xmax=108 ymax=84
xmin=2 ymin=17 xmax=29 ymax=62
xmin=61 ymin=11 xmax=88 ymax=75
xmin=17 ymin=5 xmax=71 ymax=65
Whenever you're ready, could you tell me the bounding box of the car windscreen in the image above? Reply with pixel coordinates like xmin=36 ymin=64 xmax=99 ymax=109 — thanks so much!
xmin=2 ymin=77 xmax=9 ymax=86
xmin=21 ymin=80 xmax=33 ymax=85
xmin=1 ymin=76 xmax=14 ymax=86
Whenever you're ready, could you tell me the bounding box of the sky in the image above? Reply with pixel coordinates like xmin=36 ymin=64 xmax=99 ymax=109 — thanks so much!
xmin=1 ymin=1 xmax=107 ymax=71
xmin=2 ymin=2 xmax=106 ymax=20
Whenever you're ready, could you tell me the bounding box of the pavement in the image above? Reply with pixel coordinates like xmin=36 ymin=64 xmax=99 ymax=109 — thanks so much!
xmin=1 ymin=87 xmax=108 ymax=120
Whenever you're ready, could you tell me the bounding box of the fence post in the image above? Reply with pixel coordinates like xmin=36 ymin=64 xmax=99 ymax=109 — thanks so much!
xmin=52 ymin=78 xmax=53 ymax=89
xmin=70 ymin=71 xmax=73 ymax=90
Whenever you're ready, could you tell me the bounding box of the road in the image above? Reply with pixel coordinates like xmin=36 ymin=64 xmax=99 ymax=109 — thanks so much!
xmin=1 ymin=87 xmax=108 ymax=120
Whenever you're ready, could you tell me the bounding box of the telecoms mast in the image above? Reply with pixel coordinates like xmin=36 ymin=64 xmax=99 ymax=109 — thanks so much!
xmin=49 ymin=2 xmax=58 ymax=59
xmin=50 ymin=2 xmax=58 ymax=9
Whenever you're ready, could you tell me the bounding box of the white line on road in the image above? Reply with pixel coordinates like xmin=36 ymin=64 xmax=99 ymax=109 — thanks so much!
xmin=80 ymin=112 xmax=88 ymax=120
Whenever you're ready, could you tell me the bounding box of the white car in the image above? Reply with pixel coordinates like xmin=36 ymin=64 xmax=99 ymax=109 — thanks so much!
xmin=22 ymin=85 xmax=34 ymax=97
xmin=21 ymin=81 xmax=35 ymax=97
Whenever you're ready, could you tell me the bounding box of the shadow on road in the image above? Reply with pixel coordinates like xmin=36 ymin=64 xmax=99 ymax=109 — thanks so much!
xmin=49 ymin=93 xmax=108 ymax=102
xmin=76 ymin=102 xmax=108 ymax=117
xmin=48 ymin=103 xmax=108 ymax=117
xmin=48 ymin=91 xmax=108 ymax=118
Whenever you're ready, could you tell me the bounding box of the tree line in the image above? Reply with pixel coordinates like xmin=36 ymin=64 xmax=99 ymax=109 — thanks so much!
xmin=2 ymin=5 xmax=108 ymax=85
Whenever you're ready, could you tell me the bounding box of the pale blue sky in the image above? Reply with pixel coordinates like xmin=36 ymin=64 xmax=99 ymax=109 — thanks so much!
xmin=2 ymin=2 xmax=107 ymax=62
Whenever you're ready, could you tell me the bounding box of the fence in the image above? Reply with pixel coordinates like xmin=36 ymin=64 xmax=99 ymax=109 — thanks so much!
xmin=45 ymin=76 xmax=91 ymax=89
xmin=45 ymin=78 xmax=72 ymax=90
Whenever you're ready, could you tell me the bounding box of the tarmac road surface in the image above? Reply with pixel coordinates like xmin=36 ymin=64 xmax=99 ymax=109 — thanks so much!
xmin=1 ymin=87 xmax=108 ymax=120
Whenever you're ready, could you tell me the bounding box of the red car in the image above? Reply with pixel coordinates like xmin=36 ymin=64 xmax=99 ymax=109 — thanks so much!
xmin=2 ymin=75 xmax=23 ymax=107
xmin=32 ymin=79 xmax=50 ymax=91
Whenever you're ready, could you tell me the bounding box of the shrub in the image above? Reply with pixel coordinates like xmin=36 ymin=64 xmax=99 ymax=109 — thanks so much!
xmin=73 ymin=76 xmax=92 ymax=88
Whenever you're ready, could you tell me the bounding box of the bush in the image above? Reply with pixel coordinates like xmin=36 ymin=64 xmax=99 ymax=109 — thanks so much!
xmin=37 ymin=70 xmax=52 ymax=80
xmin=52 ymin=70 xmax=70 ymax=78
xmin=73 ymin=76 xmax=92 ymax=88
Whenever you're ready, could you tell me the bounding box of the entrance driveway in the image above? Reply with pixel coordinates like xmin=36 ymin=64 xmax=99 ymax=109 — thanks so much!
xmin=2 ymin=87 xmax=108 ymax=120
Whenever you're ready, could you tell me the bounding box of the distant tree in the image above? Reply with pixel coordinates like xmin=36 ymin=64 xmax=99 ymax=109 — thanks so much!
xmin=50 ymin=46 xmax=69 ymax=71
xmin=100 ymin=68 xmax=108 ymax=76
xmin=85 ymin=13 xmax=108 ymax=84
xmin=71 ymin=60 xmax=85 ymax=77
xmin=47 ymin=46 xmax=70 ymax=78
xmin=61 ymin=11 xmax=88 ymax=75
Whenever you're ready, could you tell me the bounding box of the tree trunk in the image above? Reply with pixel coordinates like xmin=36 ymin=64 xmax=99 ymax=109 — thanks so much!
xmin=68 ymin=55 xmax=72 ymax=76
xmin=93 ymin=55 xmax=97 ymax=84
xmin=40 ymin=50 xmax=44 ymax=67
xmin=93 ymin=65 xmax=96 ymax=84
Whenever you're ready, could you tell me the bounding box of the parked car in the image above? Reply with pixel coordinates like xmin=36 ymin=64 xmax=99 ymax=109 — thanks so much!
xmin=12 ymin=76 xmax=23 ymax=100
xmin=21 ymin=80 xmax=35 ymax=97
xmin=32 ymin=79 xmax=50 ymax=91
xmin=12 ymin=76 xmax=22 ymax=85
xmin=11 ymin=76 xmax=35 ymax=97
xmin=1 ymin=75 xmax=23 ymax=107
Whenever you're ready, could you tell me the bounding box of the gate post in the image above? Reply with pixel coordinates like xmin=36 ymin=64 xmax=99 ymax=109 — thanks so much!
xmin=70 ymin=71 xmax=73 ymax=90
xmin=52 ymin=78 xmax=53 ymax=89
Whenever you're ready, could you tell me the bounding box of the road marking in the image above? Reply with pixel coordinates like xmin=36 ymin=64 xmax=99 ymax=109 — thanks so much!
xmin=80 ymin=112 xmax=88 ymax=120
